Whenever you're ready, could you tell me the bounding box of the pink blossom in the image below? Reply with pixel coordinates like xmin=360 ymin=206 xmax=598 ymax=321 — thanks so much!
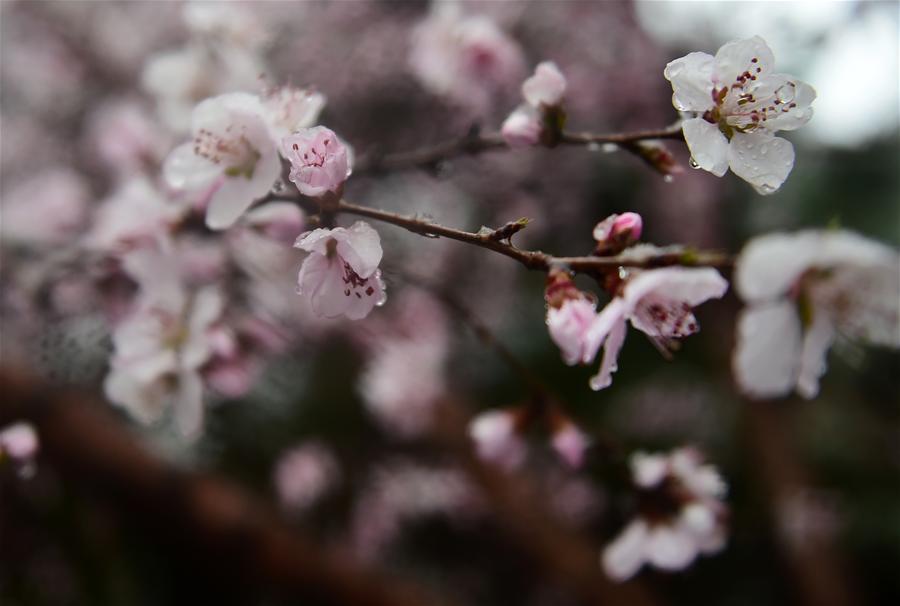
xmin=588 ymin=268 xmax=728 ymax=390
xmin=294 ymin=221 xmax=386 ymax=320
xmin=87 ymin=178 xmax=184 ymax=253
xmin=602 ymin=448 xmax=728 ymax=581
xmin=468 ymin=409 xmax=526 ymax=470
xmin=163 ymin=92 xmax=281 ymax=230
xmin=409 ymin=4 xmax=525 ymax=114
xmin=282 ymin=126 xmax=352 ymax=198
xmin=274 ymin=442 xmax=339 ymax=511
xmin=501 ymin=104 xmax=542 ymax=148
xmin=547 ymin=298 xmax=602 ymax=365
xmin=262 ymin=85 xmax=326 ymax=141
xmin=103 ymin=250 xmax=224 ymax=439
xmin=522 ymin=61 xmax=567 ymax=108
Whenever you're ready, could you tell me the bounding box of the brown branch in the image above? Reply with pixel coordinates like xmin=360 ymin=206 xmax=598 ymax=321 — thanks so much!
xmin=0 ymin=368 xmax=454 ymax=606
xmin=743 ymin=400 xmax=858 ymax=606
xmin=355 ymin=126 xmax=684 ymax=175
xmin=336 ymin=199 xmax=732 ymax=276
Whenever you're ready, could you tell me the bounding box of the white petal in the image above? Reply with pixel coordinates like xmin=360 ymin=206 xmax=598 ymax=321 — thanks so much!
xmin=714 ymin=36 xmax=775 ymax=86
xmin=601 ymin=519 xmax=649 ymax=582
xmin=734 ymin=231 xmax=821 ymax=302
xmin=298 ymin=254 xmax=351 ymax=319
xmin=207 ymin=149 xmax=280 ymax=230
xmin=682 ymin=118 xmax=730 ymax=177
xmin=733 ymin=301 xmax=802 ymax=399
xmin=631 ymin=452 xmax=668 ymax=488
xmin=645 ymin=525 xmax=698 ymax=571
xmin=623 ymin=267 xmax=729 ymax=312
xmin=522 ymin=61 xmax=566 ymax=107
xmin=763 ymin=77 xmax=817 ymax=132
xmin=728 ymin=133 xmax=794 ymax=195
xmin=163 ymin=142 xmax=219 ymax=191
xmin=336 ymin=221 xmax=383 ymax=279
xmin=589 ymin=318 xmax=627 ymax=391
xmin=663 ymin=51 xmax=716 ymax=111
xmin=796 ymin=310 xmax=835 ymax=399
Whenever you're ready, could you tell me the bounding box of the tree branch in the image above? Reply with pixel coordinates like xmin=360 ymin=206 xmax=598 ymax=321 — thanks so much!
xmin=336 ymin=199 xmax=732 ymax=276
xmin=354 ymin=125 xmax=684 ymax=175
xmin=0 ymin=368 xmax=455 ymax=606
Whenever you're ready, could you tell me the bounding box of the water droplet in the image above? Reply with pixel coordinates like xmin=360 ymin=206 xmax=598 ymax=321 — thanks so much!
xmin=775 ymin=82 xmax=796 ymax=104
xmin=760 ymin=145 xmax=769 ymax=155
xmin=689 ymin=157 xmax=701 ymax=169
xmin=272 ymin=179 xmax=286 ymax=192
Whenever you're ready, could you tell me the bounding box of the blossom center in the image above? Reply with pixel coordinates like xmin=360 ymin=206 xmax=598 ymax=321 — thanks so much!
xmin=194 ymin=127 xmax=261 ymax=179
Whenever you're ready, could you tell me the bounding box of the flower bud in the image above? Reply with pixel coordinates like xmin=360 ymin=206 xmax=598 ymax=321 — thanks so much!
xmin=522 ymin=61 xmax=567 ymax=108
xmin=501 ymin=105 xmax=542 ymax=148
xmin=469 ymin=409 xmax=526 ymax=470
xmin=593 ymin=212 xmax=643 ymax=255
xmin=282 ymin=126 xmax=351 ymax=198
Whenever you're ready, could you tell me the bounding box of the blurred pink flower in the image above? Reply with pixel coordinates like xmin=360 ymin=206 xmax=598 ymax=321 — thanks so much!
xmin=87 ymin=178 xmax=183 ymax=253
xmin=282 ymin=126 xmax=351 ymax=198
xmin=593 ymin=212 xmax=643 ymax=251
xmin=664 ymin=36 xmax=816 ymax=194
xmin=242 ymin=201 xmax=305 ymax=245
xmin=734 ymin=230 xmax=899 ymax=399
xmin=501 ymin=61 xmax=567 ymax=148
xmin=602 ymin=447 xmax=728 ymax=581
xmin=274 ymin=442 xmax=339 ymax=511
xmin=262 ymin=86 xmax=326 ymax=141
xmin=550 ymin=421 xmax=591 ymax=469
xmin=468 ymin=409 xmax=526 ymax=470
xmin=294 ymin=221 xmax=386 ymax=320
xmin=0 ymin=422 xmax=39 ymax=462
xmin=163 ymin=92 xmax=281 ymax=230
xmin=409 ymin=3 xmax=525 ymax=114
xmin=1 ymin=168 xmax=89 ymax=246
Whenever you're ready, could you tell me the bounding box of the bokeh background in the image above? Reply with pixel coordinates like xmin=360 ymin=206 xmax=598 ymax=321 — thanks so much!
xmin=1 ymin=1 xmax=898 ymax=605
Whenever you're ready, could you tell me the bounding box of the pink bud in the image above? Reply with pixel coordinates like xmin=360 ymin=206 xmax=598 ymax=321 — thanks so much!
xmin=501 ymin=105 xmax=542 ymax=148
xmin=593 ymin=212 xmax=643 ymax=254
xmin=612 ymin=212 xmax=643 ymax=242
xmin=282 ymin=126 xmax=351 ymax=198
xmin=522 ymin=61 xmax=567 ymax=108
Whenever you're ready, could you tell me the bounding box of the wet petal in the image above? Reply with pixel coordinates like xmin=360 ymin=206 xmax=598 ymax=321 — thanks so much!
xmin=733 ymin=301 xmax=802 ymax=399
xmin=714 ymin=36 xmax=775 ymax=86
xmin=682 ymin=117 xmax=729 ymax=176
xmin=728 ymin=132 xmax=794 ymax=195
xmin=664 ymin=51 xmax=716 ymax=111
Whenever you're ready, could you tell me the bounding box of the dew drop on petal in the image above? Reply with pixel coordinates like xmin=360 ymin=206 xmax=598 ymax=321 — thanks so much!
xmin=775 ymin=82 xmax=796 ymax=104
xmin=689 ymin=158 xmax=701 ymax=169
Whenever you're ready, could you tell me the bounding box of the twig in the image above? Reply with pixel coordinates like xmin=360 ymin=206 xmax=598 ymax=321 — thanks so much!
xmin=354 ymin=125 xmax=684 ymax=175
xmin=336 ymin=199 xmax=732 ymax=276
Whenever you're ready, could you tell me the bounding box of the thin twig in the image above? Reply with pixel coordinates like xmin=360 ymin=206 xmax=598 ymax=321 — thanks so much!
xmin=355 ymin=126 xmax=684 ymax=174
xmin=335 ymin=199 xmax=732 ymax=276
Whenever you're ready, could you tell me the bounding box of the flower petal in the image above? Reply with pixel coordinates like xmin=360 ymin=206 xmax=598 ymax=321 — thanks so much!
xmin=601 ymin=519 xmax=649 ymax=582
xmin=664 ymin=51 xmax=715 ymax=111
xmin=174 ymin=370 xmax=204 ymax=440
xmin=589 ymin=318 xmax=627 ymax=391
xmin=796 ymin=309 xmax=835 ymax=399
xmin=645 ymin=524 xmax=698 ymax=571
xmin=336 ymin=221 xmax=383 ymax=279
xmin=733 ymin=301 xmax=802 ymax=399
xmin=682 ymin=117 xmax=729 ymax=176
xmin=728 ymin=132 xmax=794 ymax=195
xmin=714 ymin=36 xmax=775 ymax=86
xmin=205 ymin=149 xmax=280 ymax=230
xmin=163 ymin=142 xmax=220 ymax=191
